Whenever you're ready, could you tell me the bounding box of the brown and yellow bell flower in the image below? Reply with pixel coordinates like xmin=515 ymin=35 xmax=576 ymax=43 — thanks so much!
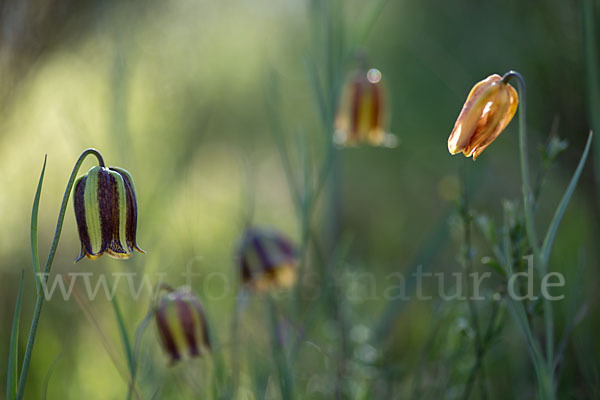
xmin=334 ymin=68 xmax=396 ymax=147
xmin=237 ymin=227 xmax=298 ymax=292
xmin=447 ymin=74 xmax=519 ymax=160
xmin=73 ymin=165 xmax=144 ymax=261
xmin=155 ymin=286 xmax=211 ymax=364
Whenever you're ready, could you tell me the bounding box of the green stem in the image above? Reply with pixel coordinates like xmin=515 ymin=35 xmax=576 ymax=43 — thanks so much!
xmin=582 ymin=0 xmax=600 ymax=204
xmin=501 ymin=71 xmax=541 ymax=261
xmin=230 ymin=291 xmax=247 ymax=399
xmin=267 ymin=295 xmax=294 ymax=400
xmin=501 ymin=71 xmax=555 ymax=398
xmin=17 ymin=148 xmax=105 ymax=399
xmin=460 ymin=160 xmax=487 ymax=400
xmin=128 ymin=308 xmax=154 ymax=400
xmin=502 ymin=207 xmax=554 ymax=400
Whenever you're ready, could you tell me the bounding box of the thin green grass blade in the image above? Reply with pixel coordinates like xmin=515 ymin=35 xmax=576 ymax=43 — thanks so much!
xmin=582 ymin=0 xmax=600 ymax=203
xmin=304 ymin=58 xmax=330 ymax=130
xmin=17 ymin=149 xmax=106 ymax=400
xmin=128 ymin=309 xmax=154 ymax=400
xmin=353 ymin=0 xmax=390 ymax=46
xmin=265 ymin=71 xmax=301 ymax=211
xmin=41 ymin=354 xmax=63 ymax=400
xmin=502 ymin=205 xmax=556 ymax=400
xmin=7 ymin=270 xmax=25 ymax=400
xmin=266 ymin=295 xmax=294 ymax=400
xmin=111 ymin=295 xmax=134 ymax=374
xmin=31 ymin=156 xmax=47 ymax=296
xmin=541 ymin=131 xmax=593 ymax=262
xmin=374 ymin=207 xmax=451 ymax=342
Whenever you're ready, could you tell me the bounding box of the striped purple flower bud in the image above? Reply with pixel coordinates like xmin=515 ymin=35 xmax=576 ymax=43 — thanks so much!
xmin=73 ymin=166 xmax=144 ymax=261
xmin=237 ymin=228 xmax=298 ymax=292
xmin=155 ymin=286 xmax=211 ymax=363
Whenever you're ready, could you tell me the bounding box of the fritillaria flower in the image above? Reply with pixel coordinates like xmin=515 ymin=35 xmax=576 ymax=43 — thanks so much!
xmin=237 ymin=227 xmax=298 ymax=292
xmin=447 ymin=74 xmax=519 ymax=160
xmin=155 ymin=286 xmax=211 ymax=363
xmin=334 ymin=68 xmax=396 ymax=147
xmin=73 ymin=166 xmax=143 ymax=261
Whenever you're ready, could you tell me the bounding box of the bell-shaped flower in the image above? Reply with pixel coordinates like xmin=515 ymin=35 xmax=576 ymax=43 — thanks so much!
xmin=73 ymin=166 xmax=143 ymax=261
xmin=155 ymin=286 xmax=211 ymax=363
xmin=447 ymin=74 xmax=518 ymax=160
xmin=237 ymin=227 xmax=298 ymax=292
xmin=334 ymin=68 xmax=396 ymax=147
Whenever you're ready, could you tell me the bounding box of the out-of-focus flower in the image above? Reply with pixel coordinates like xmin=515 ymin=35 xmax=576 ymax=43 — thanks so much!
xmin=73 ymin=166 xmax=143 ymax=261
xmin=334 ymin=68 xmax=396 ymax=147
xmin=237 ymin=227 xmax=298 ymax=292
xmin=155 ymin=286 xmax=211 ymax=364
xmin=447 ymin=74 xmax=518 ymax=160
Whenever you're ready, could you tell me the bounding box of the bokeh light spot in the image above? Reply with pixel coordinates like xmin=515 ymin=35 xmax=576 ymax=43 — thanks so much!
xmin=367 ymin=68 xmax=382 ymax=83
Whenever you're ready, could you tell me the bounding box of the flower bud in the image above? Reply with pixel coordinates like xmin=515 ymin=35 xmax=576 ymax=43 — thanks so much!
xmin=155 ymin=286 xmax=211 ymax=363
xmin=73 ymin=166 xmax=143 ymax=261
xmin=447 ymin=74 xmax=518 ymax=160
xmin=335 ymin=68 xmax=395 ymax=147
xmin=237 ymin=227 xmax=298 ymax=292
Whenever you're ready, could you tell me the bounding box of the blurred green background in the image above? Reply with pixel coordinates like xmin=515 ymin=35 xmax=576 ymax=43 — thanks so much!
xmin=0 ymin=0 xmax=599 ymax=398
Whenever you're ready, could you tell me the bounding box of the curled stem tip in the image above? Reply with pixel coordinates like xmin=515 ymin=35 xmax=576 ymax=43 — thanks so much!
xmin=82 ymin=148 xmax=106 ymax=167
xmin=501 ymin=70 xmax=526 ymax=89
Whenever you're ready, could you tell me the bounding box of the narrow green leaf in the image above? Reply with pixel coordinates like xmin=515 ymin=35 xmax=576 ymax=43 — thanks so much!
xmin=353 ymin=0 xmax=390 ymax=46
xmin=304 ymin=58 xmax=330 ymax=129
xmin=502 ymin=205 xmax=556 ymax=400
xmin=7 ymin=270 xmax=25 ymax=400
xmin=31 ymin=156 xmax=47 ymax=296
xmin=128 ymin=309 xmax=154 ymax=400
xmin=267 ymin=295 xmax=294 ymax=400
xmin=111 ymin=296 xmax=134 ymax=374
xmin=18 ymin=149 xmax=107 ymax=400
xmin=582 ymin=0 xmax=600 ymax=203
xmin=41 ymin=354 xmax=63 ymax=400
xmin=374 ymin=207 xmax=451 ymax=343
xmin=541 ymin=131 xmax=593 ymax=262
xmin=265 ymin=71 xmax=302 ymax=212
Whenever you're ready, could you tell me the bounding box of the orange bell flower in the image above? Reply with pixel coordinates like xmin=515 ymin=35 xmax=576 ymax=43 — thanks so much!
xmin=447 ymin=74 xmax=518 ymax=159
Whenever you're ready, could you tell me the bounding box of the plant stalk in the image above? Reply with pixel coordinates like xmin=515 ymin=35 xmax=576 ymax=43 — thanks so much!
xmin=17 ymin=149 xmax=105 ymax=399
xmin=502 ymin=71 xmax=555 ymax=399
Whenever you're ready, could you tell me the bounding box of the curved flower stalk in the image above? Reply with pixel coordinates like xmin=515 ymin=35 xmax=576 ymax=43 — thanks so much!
xmin=13 ymin=149 xmax=143 ymax=400
xmin=236 ymin=227 xmax=299 ymax=292
xmin=334 ymin=67 xmax=397 ymax=147
xmin=154 ymin=285 xmax=212 ymax=364
xmin=448 ymin=74 xmax=518 ymax=159
xmin=450 ymin=71 xmax=594 ymax=400
xmin=73 ymin=166 xmax=144 ymax=261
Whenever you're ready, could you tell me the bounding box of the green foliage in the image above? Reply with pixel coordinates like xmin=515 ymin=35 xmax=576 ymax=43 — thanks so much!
xmin=6 ymin=271 xmax=24 ymax=400
xmin=1 ymin=1 xmax=599 ymax=399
